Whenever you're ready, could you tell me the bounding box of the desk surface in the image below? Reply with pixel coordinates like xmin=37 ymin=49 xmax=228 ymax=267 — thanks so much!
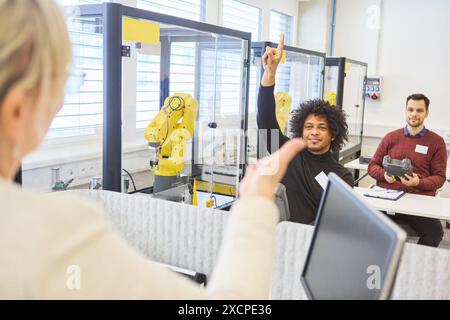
xmin=344 ymin=158 xmax=450 ymax=180
xmin=344 ymin=158 xmax=371 ymax=171
xmin=354 ymin=187 xmax=450 ymax=220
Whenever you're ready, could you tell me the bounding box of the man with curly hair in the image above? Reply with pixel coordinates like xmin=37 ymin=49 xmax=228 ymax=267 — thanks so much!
xmin=257 ymin=35 xmax=353 ymax=224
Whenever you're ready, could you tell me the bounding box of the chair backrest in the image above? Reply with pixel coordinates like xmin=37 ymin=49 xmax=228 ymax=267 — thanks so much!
xmin=275 ymin=183 xmax=290 ymax=222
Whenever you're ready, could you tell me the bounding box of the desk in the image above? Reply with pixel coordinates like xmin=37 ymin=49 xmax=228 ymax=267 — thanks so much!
xmin=343 ymin=158 xmax=370 ymax=186
xmin=354 ymin=187 xmax=450 ymax=220
xmin=344 ymin=158 xmax=450 ymax=184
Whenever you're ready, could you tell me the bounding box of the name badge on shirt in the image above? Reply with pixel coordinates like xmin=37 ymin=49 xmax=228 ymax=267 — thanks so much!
xmin=315 ymin=171 xmax=328 ymax=190
xmin=415 ymin=144 xmax=428 ymax=155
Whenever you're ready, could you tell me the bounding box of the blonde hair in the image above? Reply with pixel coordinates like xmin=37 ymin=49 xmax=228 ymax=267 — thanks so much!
xmin=0 ymin=0 xmax=72 ymax=109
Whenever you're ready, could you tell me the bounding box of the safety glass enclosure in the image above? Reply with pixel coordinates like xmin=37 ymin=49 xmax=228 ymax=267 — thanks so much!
xmin=66 ymin=3 xmax=251 ymax=209
xmin=324 ymin=57 xmax=367 ymax=162
xmin=249 ymin=42 xmax=325 ymax=161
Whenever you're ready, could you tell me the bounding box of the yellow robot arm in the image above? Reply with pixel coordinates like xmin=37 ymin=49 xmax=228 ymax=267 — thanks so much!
xmin=325 ymin=91 xmax=337 ymax=106
xmin=144 ymin=93 xmax=198 ymax=177
xmin=275 ymin=91 xmax=292 ymax=134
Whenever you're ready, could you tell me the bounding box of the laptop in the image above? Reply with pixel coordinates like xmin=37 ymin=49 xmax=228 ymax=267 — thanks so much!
xmin=301 ymin=173 xmax=406 ymax=300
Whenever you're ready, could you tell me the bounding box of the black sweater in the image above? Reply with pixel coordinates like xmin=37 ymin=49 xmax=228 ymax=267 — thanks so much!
xmin=257 ymin=85 xmax=354 ymax=224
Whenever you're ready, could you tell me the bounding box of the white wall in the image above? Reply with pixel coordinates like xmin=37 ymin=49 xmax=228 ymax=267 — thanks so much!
xmin=334 ymin=0 xmax=450 ymax=142
xmin=334 ymin=0 xmax=380 ymax=74
xmin=298 ymin=0 xmax=331 ymax=53
xmin=331 ymin=0 xmax=450 ymax=196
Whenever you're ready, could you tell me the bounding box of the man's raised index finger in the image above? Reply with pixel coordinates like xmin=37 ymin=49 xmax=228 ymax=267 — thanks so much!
xmin=277 ymin=33 xmax=285 ymax=51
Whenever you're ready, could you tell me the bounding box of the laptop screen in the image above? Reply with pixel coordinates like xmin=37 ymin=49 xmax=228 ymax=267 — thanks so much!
xmin=301 ymin=173 xmax=406 ymax=300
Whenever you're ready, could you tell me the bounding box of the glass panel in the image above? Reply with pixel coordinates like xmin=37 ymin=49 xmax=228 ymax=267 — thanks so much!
xmin=248 ymin=43 xmax=325 ymax=162
xmin=325 ymin=60 xmax=367 ymax=156
xmin=324 ymin=64 xmax=339 ymax=98
xmin=21 ymin=14 xmax=104 ymax=193
xmin=342 ymin=62 xmax=367 ymax=151
xmin=276 ymin=51 xmax=324 ymax=113
xmin=122 ymin=13 xmax=249 ymax=209
xmin=135 ymin=0 xmax=204 ymax=129
xmin=246 ymin=49 xmax=262 ymax=162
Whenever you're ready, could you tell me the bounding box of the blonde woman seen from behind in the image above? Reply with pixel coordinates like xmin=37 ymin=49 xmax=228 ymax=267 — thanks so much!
xmin=0 ymin=0 xmax=306 ymax=299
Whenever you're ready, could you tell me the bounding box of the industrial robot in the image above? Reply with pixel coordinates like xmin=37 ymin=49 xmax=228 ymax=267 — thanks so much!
xmin=144 ymin=93 xmax=198 ymax=194
xmin=275 ymin=91 xmax=292 ymax=134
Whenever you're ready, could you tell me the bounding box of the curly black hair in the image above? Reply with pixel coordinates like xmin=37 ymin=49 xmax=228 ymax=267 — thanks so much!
xmin=289 ymin=99 xmax=349 ymax=153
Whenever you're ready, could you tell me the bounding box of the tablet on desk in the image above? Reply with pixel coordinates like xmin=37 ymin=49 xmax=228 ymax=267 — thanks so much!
xmin=301 ymin=173 xmax=406 ymax=300
xmin=363 ymin=186 xmax=405 ymax=201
